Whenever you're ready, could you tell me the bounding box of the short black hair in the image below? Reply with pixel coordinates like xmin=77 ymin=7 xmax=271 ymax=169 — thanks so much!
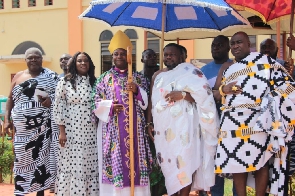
xmin=260 ymin=38 xmax=277 ymax=48
xmin=142 ymin=49 xmax=155 ymax=58
xmin=163 ymin=43 xmax=183 ymax=54
xmin=214 ymin=35 xmax=229 ymax=43
xmin=179 ymin=45 xmax=187 ymax=55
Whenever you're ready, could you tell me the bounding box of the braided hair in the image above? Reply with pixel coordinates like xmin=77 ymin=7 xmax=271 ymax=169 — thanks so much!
xmin=65 ymin=51 xmax=96 ymax=90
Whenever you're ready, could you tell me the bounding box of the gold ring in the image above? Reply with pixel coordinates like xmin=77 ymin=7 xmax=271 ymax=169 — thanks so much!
xmin=232 ymin=85 xmax=238 ymax=91
xmin=131 ymin=86 xmax=133 ymax=89
xmin=168 ymin=97 xmax=171 ymax=101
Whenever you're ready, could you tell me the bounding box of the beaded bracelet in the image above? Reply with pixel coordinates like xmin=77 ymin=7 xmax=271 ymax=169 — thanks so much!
xmin=145 ymin=122 xmax=154 ymax=129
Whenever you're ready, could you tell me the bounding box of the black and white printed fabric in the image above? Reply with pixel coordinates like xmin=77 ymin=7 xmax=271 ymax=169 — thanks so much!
xmin=11 ymin=68 xmax=59 ymax=195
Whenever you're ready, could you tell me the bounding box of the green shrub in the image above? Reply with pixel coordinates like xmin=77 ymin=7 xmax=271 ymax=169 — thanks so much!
xmin=0 ymin=135 xmax=14 ymax=182
xmin=246 ymin=186 xmax=255 ymax=196
xmin=290 ymin=173 xmax=295 ymax=196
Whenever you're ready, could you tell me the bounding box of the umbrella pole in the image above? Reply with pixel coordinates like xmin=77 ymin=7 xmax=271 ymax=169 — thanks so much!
xmin=289 ymin=1 xmax=295 ymax=193
xmin=276 ymin=21 xmax=281 ymax=59
xmin=127 ymin=46 xmax=135 ymax=196
xmin=160 ymin=1 xmax=166 ymax=69
xmin=288 ymin=0 xmax=295 ymax=75
xmin=144 ymin=30 xmax=147 ymax=50
xmin=283 ymin=32 xmax=287 ymax=60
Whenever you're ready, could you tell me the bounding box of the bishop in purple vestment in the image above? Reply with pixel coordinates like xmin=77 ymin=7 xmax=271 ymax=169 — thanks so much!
xmin=91 ymin=30 xmax=152 ymax=196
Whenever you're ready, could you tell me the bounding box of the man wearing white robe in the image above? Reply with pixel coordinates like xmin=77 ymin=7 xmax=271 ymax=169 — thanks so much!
xmin=147 ymin=43 xmax=219 ymax=196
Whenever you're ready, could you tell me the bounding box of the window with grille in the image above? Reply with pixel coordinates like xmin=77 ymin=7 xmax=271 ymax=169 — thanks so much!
xmin=147 ymin=32 xmax=160 ymax=63
xmin=100 ymin=30 xmax=113 ymax=74
xmin=0 ymin=0 xmax=3 ymax=9
xmin=249 ymin=35 xmax=257 ymax=52
xmin=44 ymin=0 xmax=53 ymax=6
xmin=130 ymin=41 xmax=137 ymax=71
xmin=124 ymin=29 xmax=137 ymax=71
xmin=12 ymin=0 xmax=19 ymax=8
xmin=101 ymin=42 xmax=112 ymax=74
xmin=271 ymin=34 xmax=283 ymax=58
xmin=28 ymin=0 xmax=36 ymax=7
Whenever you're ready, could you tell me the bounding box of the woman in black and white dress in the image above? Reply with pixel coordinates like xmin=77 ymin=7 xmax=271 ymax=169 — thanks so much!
xmin=53 ymin=52 xmax=99 ymax=195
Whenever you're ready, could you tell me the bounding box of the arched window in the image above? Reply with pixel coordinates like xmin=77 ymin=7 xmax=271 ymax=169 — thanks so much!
xmin=100 ymin=30 xmax=113 ymax=73
xmin=100 ymin=30 xmax=113 ymax=41
xmin=271 ymin=34 xmax=283 ymax=59
xmin=124 ymin=29 xmax=138 ymax=39
xmin=12 ymin=41 xmax=45 ymax=55
xmin=124 ymin=29 xmax=137 ymax=71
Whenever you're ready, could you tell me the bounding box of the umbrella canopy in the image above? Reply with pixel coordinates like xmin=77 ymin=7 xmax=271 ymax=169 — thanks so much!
xmin=80 ymin=0 xmax=251 ymax=68
xmin=80 ymin=1 xmax=250 ymax=34
xmin=225 ymin=0 xmax=295 ymax=62
xmin=225 ymin=0 xmax=290 ymax=24
xmin=82 ymin=0 xmax=234 ymax=12
xmin=150 ymin=25 xmax=276 ymax=40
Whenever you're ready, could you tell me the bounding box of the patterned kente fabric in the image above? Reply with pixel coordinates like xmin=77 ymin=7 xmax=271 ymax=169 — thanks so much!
xmin=91 ymin=67 xmax=152 ymax=189
xmin=11 ymin=68 xmax=59 ymax=195
xmin=215 ymin=52 xmax=295 ymax=195
xmin=225 ymin=0 xmax=290 ymax=23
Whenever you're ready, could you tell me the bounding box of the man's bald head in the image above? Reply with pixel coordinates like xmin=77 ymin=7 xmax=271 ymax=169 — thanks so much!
xmin=260 ymin=38 xmax=278 ymax=59
xmin=60 ymin=53 xmax=72 ymax=71
xmin=232 ymin=31 xmax=250 ymax=42
xmin=230 ymin=31 xmax=251 ymax=61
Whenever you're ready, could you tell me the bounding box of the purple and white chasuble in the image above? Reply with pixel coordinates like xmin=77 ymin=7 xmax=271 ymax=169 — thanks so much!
xmin=92 ymin=67 xmax=152 ymax=196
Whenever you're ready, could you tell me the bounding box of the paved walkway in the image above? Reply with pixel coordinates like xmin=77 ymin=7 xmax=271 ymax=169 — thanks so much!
xmin=1 ymin=183 xmax=53 ymax=196
xmin=1 ymin=183 xmax=202 ymax=196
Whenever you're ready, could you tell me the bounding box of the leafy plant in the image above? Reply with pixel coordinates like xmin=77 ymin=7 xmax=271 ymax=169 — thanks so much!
xmin=289 ymin=173 xmax=295 ymax=196
xmin=246 ymin=186 xmax=255 ymax=196
xmin=0 ymin=135 xmax=14 ymax=183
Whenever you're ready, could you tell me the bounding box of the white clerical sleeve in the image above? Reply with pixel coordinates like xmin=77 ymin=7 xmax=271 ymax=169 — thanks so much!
xmin=137 ymin=86 xmax=148 ymax=110
xmin=53 ymin=79 xmax=67 ymax=125
xmin=93 ymin=100 xmax=113 ymax=123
